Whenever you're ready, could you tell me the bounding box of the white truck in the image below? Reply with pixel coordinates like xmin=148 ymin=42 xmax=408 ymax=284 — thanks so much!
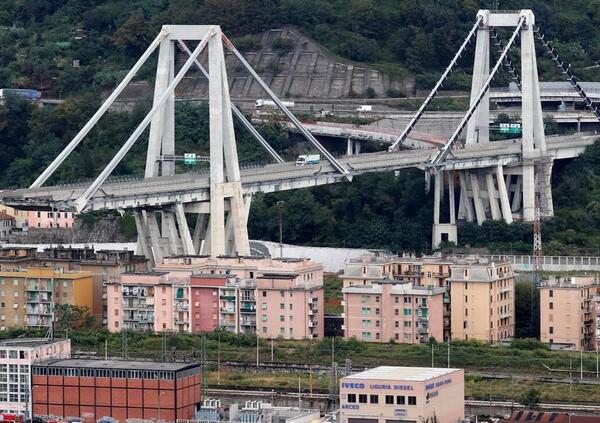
xmin=296 ymin=154 xmax=321 ymax=166
xmin=255 ymin=99 xmax=295 ymax=108
xmin=356 ymin=105 xmax=372 ymax=112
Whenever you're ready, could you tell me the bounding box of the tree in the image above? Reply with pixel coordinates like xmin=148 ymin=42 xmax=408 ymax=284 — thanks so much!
xmin=520 ymin=388 xmax=541 ymax=409
xmin=54 ymin=304 xmax=97 ymax=331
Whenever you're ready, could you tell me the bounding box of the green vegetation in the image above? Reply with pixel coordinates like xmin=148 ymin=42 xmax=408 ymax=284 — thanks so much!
xmin=324 ymin=274 xmax=342 ymax=314
xmin=12 ymin=328 xmax=597 ymax=380
xmin=1 ymin=0 xmax=600 ymax=95
xmin=520 ymin=387 xmax=541 ymax=409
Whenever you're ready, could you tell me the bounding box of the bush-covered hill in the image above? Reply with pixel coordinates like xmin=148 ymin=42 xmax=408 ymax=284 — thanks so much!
xmin=2 ymin=0 xmax=600 ymax=94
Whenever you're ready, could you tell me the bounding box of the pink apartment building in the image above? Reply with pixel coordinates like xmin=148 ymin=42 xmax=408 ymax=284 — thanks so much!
xmin=108 ymin=256 xmax=325 ymax=339
xmin=27 ymin=211 xmax=75 ymax=229
xmin=256 ymin=273 xmax=323 ymax=339
xmin=342 ymin=281 xmax=445 ymax=343
xmin=107 ymin=272 xmax=181 ymax=333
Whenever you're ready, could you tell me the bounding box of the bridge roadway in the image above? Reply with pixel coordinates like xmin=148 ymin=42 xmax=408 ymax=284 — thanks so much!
xmin=1 ymin=133 xmax=596 ymax=212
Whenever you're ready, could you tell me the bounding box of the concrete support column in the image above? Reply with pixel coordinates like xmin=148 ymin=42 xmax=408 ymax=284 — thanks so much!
xmin=174 ymin=203 xmax=195 ymax=255
xmin=144 ymin=210 xmax=163 ymax=264
xmin=469 ymin=172 xmax=486 ymax=225
xmin=496 ymin=165 xmax=513 ymax=224
xmin=433 ymin=172 xmax=442 ymax=225
xmin=162 ymin=211 xmax=181 ymax=256
xmin=355 ymin=140 xmax=361 ymax=154
xmin=511 ymin=175 xmax=522 ymax=212
xmin=522 ymin=165 xmax=535 ymax=221
xmin=347 ymin=138 xmax=352 ymax=155
xmin=134 ymin=211 xmax=154 ymax=268
xmin=448 ymin=171 xmax=456 ymax=225
xmin=485 ymin=171 xmax=501 ymax=220
xmin=466 ymin=25 xmax=490 ymax=145
xmin=145 ymin=39 xmax=175 ymax=178
xmin=458 ymin=172 xmax=474 ymax=222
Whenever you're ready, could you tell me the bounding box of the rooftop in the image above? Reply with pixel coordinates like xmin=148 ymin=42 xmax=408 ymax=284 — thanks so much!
xmin=0 ymin=338 xmax=69 ymax=348
xmin=34 ymin=358 xmax=199 ymax=372
xmin=343 ymin=366 xmax=461 ymax=382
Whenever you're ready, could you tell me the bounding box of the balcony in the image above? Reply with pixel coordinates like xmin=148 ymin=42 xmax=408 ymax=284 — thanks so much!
xmin=221 ymin=307 xmax=235 ymax=314
xmin=443 ymin=295 xmax=451 ymax=304
xmin=499 ymin=311 xmax=512 ymax=319
xmin=26 ymin=306 xmax=51 ymax=316
xmin=500 ymin=286 xmax=512 ymax=294
xmin=240 ymin=306 xmax=255 ymax=313
xmin=26 ymin=285 xmax=52 ymax=292
xmin=174 ymin=304 xmax=189 ymax=311
xmin=27 ymin=295 xmax=51 ymax=303
xmin=308 ymin=321 xmax=315 ymax=328
xmin=417 ymin=303 xmax=428 ymax=309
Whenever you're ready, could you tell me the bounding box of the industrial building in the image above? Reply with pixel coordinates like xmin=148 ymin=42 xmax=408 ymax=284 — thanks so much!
xmin=339 ymin=366 xmax=464 ymax=423
xmin=31 ymin=359 xmax=201 ymax=422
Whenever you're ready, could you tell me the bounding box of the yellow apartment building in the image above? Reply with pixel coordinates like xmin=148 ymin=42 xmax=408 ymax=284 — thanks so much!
xmin=449 ymin=258 xmax=514 ymax=343
xmin=540 ymin=276 xmax=596 ymax=351
xmin=0 ymin=268 xmax=98 ymax=330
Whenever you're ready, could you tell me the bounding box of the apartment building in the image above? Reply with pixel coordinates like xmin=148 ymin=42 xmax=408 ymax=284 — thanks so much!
xmin=0 ymin=205 xmax=28 ymax=230
xmin=342 ymin=281 xmax=444 ymax=343
xmin=256 ymin=273 xmax=323 ymax=339
xmin=26 ymin=211 xmax=74 ymax=229
xmin=540 ymin=276 xmax=596 ymax=351
xmin=108 ymin=256 xmax=325 ymax=339
xmin=189 ymin=275 xmax=258 ymax=335
xmin=0 ymin=268 xmax=98 ymax=330
xmin=341 ymin=253 xmax=452 ymax=289
xmin=449 ymin=258 xmax=515 ymax=342
xmin=0 ymin=338 xmax=70 ymax=418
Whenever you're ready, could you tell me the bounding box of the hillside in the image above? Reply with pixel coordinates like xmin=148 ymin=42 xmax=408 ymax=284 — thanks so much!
xmin=2 ymin=0 xmax=600 ymax=97
xmin=1 ymin=0 xmax=600 ymax=254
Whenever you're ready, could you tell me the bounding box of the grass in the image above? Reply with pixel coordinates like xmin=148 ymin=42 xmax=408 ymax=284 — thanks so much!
xmin=324 ymin=274 xmax=343 ymax=314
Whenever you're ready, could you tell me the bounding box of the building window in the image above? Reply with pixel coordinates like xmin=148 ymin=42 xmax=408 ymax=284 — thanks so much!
xmin=408 ymin=396 xmax=416 ymax=405
xmin=549 ymin=326 xmax=554 ymax=334
xmin=385 ymin=395 xmax=394 ymax=405
xmin=463 ymin=321 xmax=468 ymax=329
xmin=549 ymin=290 xmax=553 ymax=298
xmin=280 ymin=303 xmax=285 ymax=309
xmin=262 ymin=291 xmax=267 ymax=297
xmin=549 ymin=302 xmax=553 ymax=310
xmin=394 ymin=297 xmax=399 ymax=304
xmin=403 ymin=308 xmax=411 ymax=316
xmin=396 ymin=396 xmax=405 ymax=405
xmin=358 ymin=394 xmax=367 ymax=403
xmin=395 ymin=309 xmax=399 ymax=316
xmin=280 ymin=315 xmax=285 ymax=322
xmin=370 ymin=394 xmax=378 ymax=404
xmin=114 ymin=309 xmax=119 ymax=316
xmin=347 ymin=394 xmax=356 ymax=403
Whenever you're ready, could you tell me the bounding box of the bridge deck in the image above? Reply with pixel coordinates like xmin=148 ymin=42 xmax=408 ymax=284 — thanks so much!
xmin=1 ymin=134 xmax=596 ymax=212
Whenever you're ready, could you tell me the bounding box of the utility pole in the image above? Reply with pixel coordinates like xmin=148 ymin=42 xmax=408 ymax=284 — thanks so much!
xmin=217 ymin=331 xmax=221 ymax=385
xmin=256 ymin=333 xmax=260 ymax=367
xmin=277 ymin=201 xmax=285 ymax=258
xmin=271 ymin=339 xmax=274 ymax=362
xmin=447 ymin=338 xmax=450 ymax=368
xmin=431 ymin=343 xmax=434 ymax=367
xmin=581 ymin=349 xmax=583 ymax=380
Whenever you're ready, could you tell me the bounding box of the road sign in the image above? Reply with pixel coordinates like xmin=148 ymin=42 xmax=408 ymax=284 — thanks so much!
xmin=184 ymin=153 xmax=197 ymax=165
xmin=499 ymin=123 xmax=521 ymax=134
